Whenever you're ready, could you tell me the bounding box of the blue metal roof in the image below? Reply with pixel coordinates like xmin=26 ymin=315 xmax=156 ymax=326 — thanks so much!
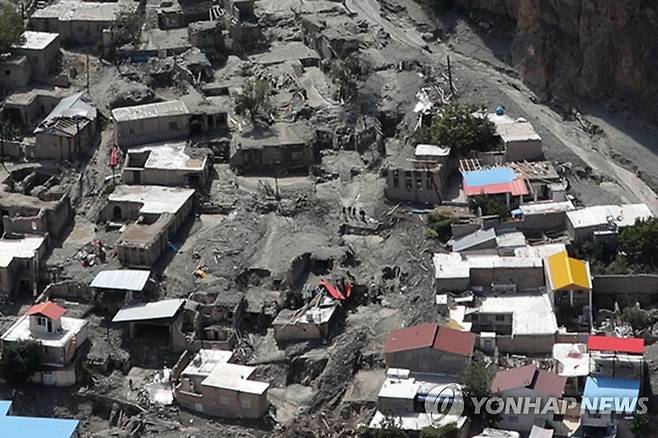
xmin=583 ymin=377 xmax=640 ymax=414
xmin=0 ymin=401 xmax=79 ymax=438
xmin=463 ymin=167 xmax=516 ymax=187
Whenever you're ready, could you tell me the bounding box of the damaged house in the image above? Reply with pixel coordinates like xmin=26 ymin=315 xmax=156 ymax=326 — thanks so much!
xmin=382 ymin=144 xmax=449 ymax=205
xmin=90 ymin=269 xmax=154 ymax=316
xmin=488 ymin=112 xmax=543 ymax=162
xmin=1 ymin=301 xmax=89 ymax=385
xmin=272 ymin=296 xmax=338 ymax=343
xmin=174 ymin=348 xmax=269 ymax=418
xmin=230 ymin=123 xmax=316 ymax=175
xmin=100 ymin=185 xmax=195 ymax=267
xmin=33 ymin=92 xmax=98 ymax=160
xmin=122 ymin=141 xmax=211 ymax=188
xmin=112 ymin=100 xmax=191 ymax=148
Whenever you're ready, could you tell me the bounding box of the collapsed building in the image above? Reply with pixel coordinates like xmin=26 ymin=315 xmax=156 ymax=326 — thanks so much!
xmin=33 ymin=92 xmax=98 ymax=160
xmin=2 ymin=88 xmax=68 ymax=134
xmin=100 ymin=185 xmax=195 ymax=267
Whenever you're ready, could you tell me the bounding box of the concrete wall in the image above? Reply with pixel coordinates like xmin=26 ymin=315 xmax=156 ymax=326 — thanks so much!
xmin=0 ymin=57 xmax=31 ymax=89
xmin=3 ymin=195 xmax=72 ymax=238
xmin=35 ymin=118 xmax=97 ymax=160
xmin=273 ymin=321 xmax=327 ymax=342
xmin=383 ymin=167 xmax=446 ymax=205
xmin=495 ymin=334 xmax=556 ymax=354
xmin=434 ymin=277 xmax=470 ymax=293
xmin=115 ymin=114 xmax=190 ymax=147
xmin=123 ymin=165 xmax=209 ymax=187
xmin=230 ymin=144 xmax=314 ymax=175
xmin=504 ymin=138 xmax=543 ymax=162
xmin=593 ymin=275 xmax=658 ymax=295
xmin=3 ymin=93 xmax=61 ymax=131
xmin=470 ymin=266 xmax=545 ymax=290
xmin=31 ymin=18 xmax=114 ymax=45
xmin=176 ymin=385 xmax=268 ymax=419
xmin=44 ymin=281 xmax=92 ymax=302
xmin=384 ymin=348 xmax=468 ymax=375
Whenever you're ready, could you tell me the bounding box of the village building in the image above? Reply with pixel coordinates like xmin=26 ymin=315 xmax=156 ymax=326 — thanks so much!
xmin=383 ymin=323 xmax=476 ymax=375
xmin=514 ymin=200 xmax=576 ymax=232
xmin=433 ymin=252 xmax=545 ymax=293
xmin=272 ymin=298 xmax=338 ymax=343
xmin=33 ymin=92 xmax=98 ymax=160
xmin=0 ymin=301 xmax=89 ymax=386
xmin=30 ymin=0 xmax=139 ymax=45
xmin=449 ymin=228 xmax=526 ymax=255
xmin=11 ymin=31 xmax=61 ymax=82
xmin=90 ymin=269 xmax=153 ymax=316
xmin=565 ymin=203 xmax=653 ymax=243
xmin=382 ymin=144 xmax=449 ymax=205
xmin=2 ymin=88 xmax=68 ymax=133
xmin=112 ymin=101 xmax=191 ymax=148
xmin=545 ymin=251 xmax=593 ymax=328
xmin=0 ymin=54 xmax=31 ymax=90
xmin=462 ymin=166 xmax=530 ymax=209
xmin=188 ymin=21 xmax=224 ymax=50
xmin=369 ymin=368 xmax=467 ymax=432
xmin=0 ymin=189 xmax=72 ymax=239
xmin=508 ymin=161 xmax=564 ymax=202
xmin=488 ymin=112 xmax=543 ymax=162
xmin=587 ymin=335 xmax=644 ymax=381
xmin=552 ymin=343 xmax=590 ymax=396
xmin=100 ymin=185 xmax=195 ymax=267
xmin=174 ymin=348 xmax=269 ymax=418
xmin=491 ymin=364 xmax=567 ymax=434
xmin=122 ymin=141 xmax=211 ymax=188
xmin=463 ymin=292 xmax=559 ymax=354
xmin=581 ymin=376 xmax=640 ymax=431
xmin=0 ymin=400 xmax=79 ymax=437
xmin=230 ymin=123 xmax=315 ymax=175
xmin=0 ymin=236 xmax=47 ymax=299
xmin=112 ymin=299 xmax=186 ymax=352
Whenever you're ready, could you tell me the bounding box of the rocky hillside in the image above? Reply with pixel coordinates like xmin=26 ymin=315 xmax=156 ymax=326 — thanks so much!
xmin=454 ymin=0 xmax=658 ymax=122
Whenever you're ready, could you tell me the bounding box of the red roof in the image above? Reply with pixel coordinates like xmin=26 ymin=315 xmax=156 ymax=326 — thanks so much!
xmin=492 ymin=364 xmax=565 ymax=396
xmin=384 ymin=323 xmax=475 ymax=357
xmin=433 ymin=326 xmax=476 ymax=357
xmin=463 ymin=177 xmax=529 ymax=197
xmin=587 ymin=335 xmax=644 ymax=354
xmin=26 ymin=301 xmax=65 ymax=320
xmin=384 ymin=323 xmax=438 ymax=354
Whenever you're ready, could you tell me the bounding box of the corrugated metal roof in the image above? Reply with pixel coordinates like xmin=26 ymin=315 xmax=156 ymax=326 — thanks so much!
xmin=450 ymin=228 xmax=496 ymax=252
xmin=0 ymin=400 xmax=79 ymax=438
xmin=433 ymin=326 xmax=476 ymax=357
xmin=587 ymin=335 xmax=644 ymax=354
xmin=112 ymin=299 xmax=185 ymax=323
xmin=112 ymin=100 xmax=189 ymax=122
xmin=492 ymin=365 xmax=565 ymax=396
xmin=546 ymin=251 xmax=592 ymax=290
xmin=34 ymin=92 xmax=96 ymax=134
xmin=384 ymin=323 xmax=438 ymax=354
xmin=583 ymin=376 xmax=640 ymax=414
xmin=463 ymin=176 xmax=529 ymax=197
xmin=26 ymin=301 xmax=65 ymax=320
xmin=91 ymin=270 xmax=151 ymax=291
xmin=463 ymin=167 xmax=516 ymax=186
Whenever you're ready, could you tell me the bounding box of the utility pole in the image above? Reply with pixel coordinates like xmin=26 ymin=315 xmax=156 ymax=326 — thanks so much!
xmin=86 ymin=54 xmax=90 ymax=92
xmin=447 ymin=55 xmax=454 ymax=96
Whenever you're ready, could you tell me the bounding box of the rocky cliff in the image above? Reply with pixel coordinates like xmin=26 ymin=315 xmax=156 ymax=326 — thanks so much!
xmin=454 ymin=0 xmax=658 ymax=121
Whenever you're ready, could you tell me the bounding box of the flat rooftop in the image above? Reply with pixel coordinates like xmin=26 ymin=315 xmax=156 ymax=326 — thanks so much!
xmin=477 ymin=293 xmax=558 ymax=335
xmin=31 ymin=0 xmax=138 ymax=22
xmin=112 ymin=100 xmax=189 ymax=123
xmin=488 ymin=113 xmax=541 ymax=142
xmin=12 ymin=31 xmax=59 ymax=51
xmin=514 ymin=243 xmax=567 ymax=259
xmin=433 ymin=252 xmax=544 ymax=280
xmin=90 ymin=270 xmax=151 ymax=292
xmin=566 ymin=203 xmax=653 ymax=229
xmin=108 ymin=185 xmax=195 ymax=215
xmin=252 ymin=41 xmax=320 ymax=66
xmin=202 ymin=363 xmax=270 ymax=395
xmin=127 ymin=141 xmax=207 ymax=172
xmin=520 ymin=200 xmax=575 ymax=215
xmin=181 ymin=349 xmax=234 ymax=377
xmin=233 ymin=123 xmax=309 ymax=150
xmin=119 ymin=215 xmax=171 ymax=245
xmin=1 ymin=315 xmax=86 ymax=348
xmin=112 ymin=299 xmax=185 ymax=323
xmin=0 ymin=236 xmax=45 ymax=268
xmin=553 ymin=343 xmax=590 ymax=377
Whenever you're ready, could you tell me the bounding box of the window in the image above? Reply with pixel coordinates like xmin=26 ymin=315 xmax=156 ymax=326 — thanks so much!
xmin=169 ymin=121 xmax=179 ymax=131
xmin=219 ymin=395 xmax=230 ymax=406
xmin=37 ymin=317 xmax=46 ymax=326
xmin=4 ymin=70 xmax=9 ymax=76
xmin=392 ymin=176 xmax=399 ymax=188
xmin=425 ymin=177 xmax=433 ymax=189
xmin=240 ymin=397 xmax=251 ymax=409
xmin=495 ymin=315 xmax=505 ymax=322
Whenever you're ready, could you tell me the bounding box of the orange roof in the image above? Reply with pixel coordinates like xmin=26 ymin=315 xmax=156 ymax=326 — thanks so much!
xmin=26 ymin=301 xmax=65 ymax=320
xmin=546 ymin=251 xmax=591 ymax=291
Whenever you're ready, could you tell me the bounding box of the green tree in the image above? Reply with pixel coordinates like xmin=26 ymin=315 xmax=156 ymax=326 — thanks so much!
xmin=621 ymin=305 xmax=654 ymax=335
xmin=329 ymin=58 xmax=370 ymax=103
xmin=418 ymin=103 xmax=496 ymax=157
xmin=460 ymin=361 xmax=498 ymax=426
xmin=468 ymin=195 xmax=509 ymax=218
xmin=420 ymin=424 xmax=459 ymax=438
xmin=0 ymin=4 xmax=24 ymax=54
xmin=356 ymin=416 xmax=408 ymax=438
xmin=0 ymin=340 xmax=42 ymax=383
xmin=426 ymin=210 xmax=456 ymax=242
xmin=110 ymin=11 xmax=144 ymax=47
xmin=235 ymin=78 xmax=271 ymax=123
xmin=619 ymin=217 xmax=658 ymax=268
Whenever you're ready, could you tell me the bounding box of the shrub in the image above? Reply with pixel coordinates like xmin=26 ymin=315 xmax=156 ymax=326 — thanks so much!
xmin=0 ymin=340 xmax=42 ymax=383
xmin=0 ymin=5 xmax=24 ymax=54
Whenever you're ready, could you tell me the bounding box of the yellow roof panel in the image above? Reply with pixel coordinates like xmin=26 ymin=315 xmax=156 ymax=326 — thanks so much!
xmin=547 ymin=251 xmax=591 ymax=290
